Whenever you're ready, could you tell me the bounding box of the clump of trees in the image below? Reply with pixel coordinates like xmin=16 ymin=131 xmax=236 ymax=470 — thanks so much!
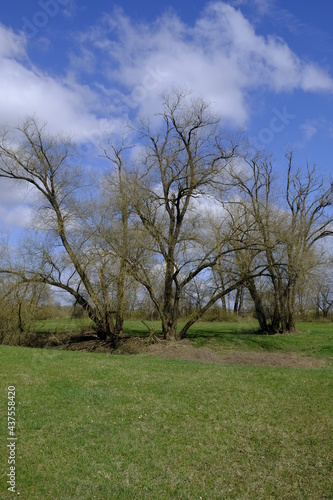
xmin=0 ymin=278 xmax=47 ymax=343
xmin=226 ymin=153 xmax=333 ymax=332
xmin=314 ymin=260 xmax=333 ymax=318
xmin=0 ymin=91 xmax=332 ymax=345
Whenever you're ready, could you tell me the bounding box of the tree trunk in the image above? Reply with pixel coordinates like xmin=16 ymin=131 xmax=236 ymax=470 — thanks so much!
xmin=246 ymin=277 xmax=269 ymax=332
xmin=115 ymin=259 xmax=126 ymax=336
xmin=220 ymin=295 xmax=226 ymax=312
xmin=269 ymin=298 xmax=282 ymax=333
xmin=17 ymin=302 xmax=24 ymax=333
xmin=162 ymin=247 xmax=177 ymax=339
xmin=94 ymin=315 xmax=121 ymax=348
xmin=233 ymin=286 xmax=243 ymax=315
xmin=286 ymin=281 xmax=296 ymax=332
xmin=165 ymin=320 xmax=178 ymax=340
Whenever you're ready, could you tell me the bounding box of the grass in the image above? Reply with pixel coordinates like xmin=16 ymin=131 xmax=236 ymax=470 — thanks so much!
xmin=1 ymin=332 xmax=333 ymax=498
xmin=34 ymin=317 xmax=94 ymax=333
xmin=187 ymin=321 xmax=333 ymax=360
xmin=34 ymin=317 xmax=333 ymax=361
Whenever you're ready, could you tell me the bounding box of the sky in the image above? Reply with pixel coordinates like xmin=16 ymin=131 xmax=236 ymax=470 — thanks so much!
xmin=0 ymin=0 xmax=333 ymax=236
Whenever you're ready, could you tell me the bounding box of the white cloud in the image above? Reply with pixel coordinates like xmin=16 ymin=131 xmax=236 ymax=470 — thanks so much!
xmin=301 ymin=64 xmax=333 ymax=92
xmin=0 ymin=3 xmax=332 ymax=232
xmin=300 ymin=121 xmax=318 ymax=141
xmin=252 ymin=0 xmax=275 ymax=15
xmin=0 ymin=205 xmax=32 ymax=231
xmin=0 ymin=24 xmax=26 ymax=58
xmin=0 ymin=24 xmax=123 ymax=146
xmin=71 ymin=2 xmax=333 ymax=126
xmin=0 ymin=179 xmax=35 ymax=233
xmin=297 ymin=118 xmax=333 ymax=150
xmin=0 ymin=3 xmax=332 ymax=142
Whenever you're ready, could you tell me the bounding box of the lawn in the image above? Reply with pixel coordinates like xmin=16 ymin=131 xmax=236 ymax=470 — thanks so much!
xmin=34 ymin=317 xmax=94 ymax=333
xmin=1 ymin=323 xmax=333 ymax=499
xmin=34 ymin=317 xmax=333 ymax=361
xmin=186 ymin=321 xmax=333 ymax=360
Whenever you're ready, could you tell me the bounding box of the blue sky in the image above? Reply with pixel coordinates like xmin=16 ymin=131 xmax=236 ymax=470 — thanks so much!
xmin=0 ymin=0 xmax=333 ymax=234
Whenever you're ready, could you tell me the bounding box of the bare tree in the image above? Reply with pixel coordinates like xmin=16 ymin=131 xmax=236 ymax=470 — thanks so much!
xmin=314 ymin=259 xmax=333 ymax=318
xmin=96 ymin=142 xmax=138 ymax=335
xmin=126 ymin=91 xmax=245 ymax=339
xmin=0 ymin=117 xmax=126 ymax=346
xmin=3 ymin=103 xmax=330 ymax=345
xmin=228 ymin=152 xmax=333 ymax=333
xmin=0 ymin=275 xmax=47 ymax=342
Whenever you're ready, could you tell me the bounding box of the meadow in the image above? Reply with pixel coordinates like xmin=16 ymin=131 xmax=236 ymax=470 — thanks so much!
xmin=1 ymin=321 xmax=332 ymax=498
xmin=34 ymin=317 xmax=333 ymax=360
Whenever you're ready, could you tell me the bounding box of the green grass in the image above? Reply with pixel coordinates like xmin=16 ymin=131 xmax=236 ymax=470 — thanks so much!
xmin=186 ymin=321 xmax=333 ymax=360
xmin=1 ymin=343 xmax=333 ymax=499
xmin=34 ymin=317 xmax=94 ymax=333
xmin=34 ymin=318 xmax=333 ymax=361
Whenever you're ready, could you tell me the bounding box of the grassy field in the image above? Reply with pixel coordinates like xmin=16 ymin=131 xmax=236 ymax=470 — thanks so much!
xmin=34 ymin=317 xmax=333 ymax=360
xmin=1 ymin=321 xmax=332 ymax=498
xmin=34 ymin=317 xmax=94 ymax=333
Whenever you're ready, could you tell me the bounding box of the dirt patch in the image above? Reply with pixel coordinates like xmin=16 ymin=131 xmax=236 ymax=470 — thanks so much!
xmin=1 ymin=331 xmax=111 ymax=352
xmin=2 ymin=332 xmax=326 ymax=368
xmin=145 ymin=339 xmax=326 ymax=369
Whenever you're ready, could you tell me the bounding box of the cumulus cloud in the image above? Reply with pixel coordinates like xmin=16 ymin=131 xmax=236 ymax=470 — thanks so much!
xmin=0 ymin=24 xmax=121 ymax=145
xmin=72 ymin=2 xmax=333 ymax=125
xmin=1 ymin=3 xmax=332 ymax=140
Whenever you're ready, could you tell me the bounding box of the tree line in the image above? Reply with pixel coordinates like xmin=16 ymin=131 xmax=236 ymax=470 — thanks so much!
xmin=0 ymin=92 xmax=332 ymax=346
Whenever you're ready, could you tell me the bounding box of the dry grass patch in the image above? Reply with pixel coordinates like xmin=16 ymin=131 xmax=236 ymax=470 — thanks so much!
xmin=146 ymin=339 xmax=326 ymax=368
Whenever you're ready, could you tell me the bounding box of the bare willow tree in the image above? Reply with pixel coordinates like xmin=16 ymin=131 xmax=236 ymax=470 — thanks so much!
xmin=228 ymin=152 xmax=333 ymax=333
xmin=124 ymin=91 xmax=246 ymax=339
xmin=0 ymin=117 xmax=127 ymax=346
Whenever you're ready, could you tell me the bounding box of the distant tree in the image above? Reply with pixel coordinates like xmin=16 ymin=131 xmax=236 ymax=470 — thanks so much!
xmin=228 ymin=152 xmax=333 ymax=333
xmin=314 ymin=260 xmax=333 ymax=318
xmin=0 ymin=277 xmax=47 ymax=341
